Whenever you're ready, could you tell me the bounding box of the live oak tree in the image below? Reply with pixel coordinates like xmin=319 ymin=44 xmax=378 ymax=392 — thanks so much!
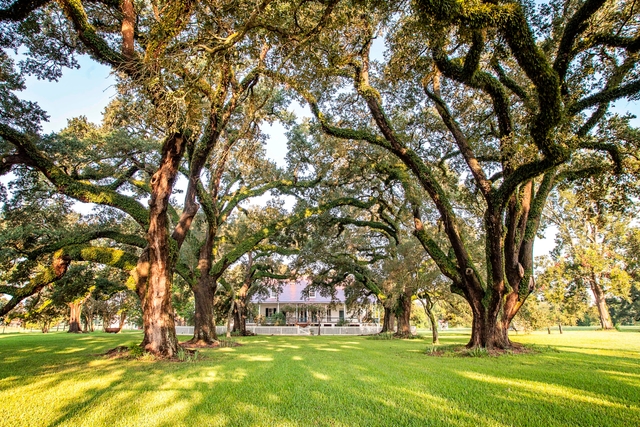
xmin=56 ymin=265 xmax=97 ymax=333
xmin=1 ymin=0 xmax=293 ymax=356
xmin=268 ymin=0 xmax=640 ymax=348
xmin=2 ymin=0 xmax=354 ymax=356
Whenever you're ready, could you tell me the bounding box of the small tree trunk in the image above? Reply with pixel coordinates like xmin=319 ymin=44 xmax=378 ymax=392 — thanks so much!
xmin=68 ymin=302 xmax=83 ymax=333
xmin=427 ymin=308 xmax=438 ymax=344
xmin=558 ymin=323 xmax=563 ymax=334
xmin=118 ymin=312 xmax=127 ymax=332
xmin=226 ymin=299 xmax=235 ymax=339
xmin=419 ymin=295 xmax=439 ymax=344
xmin=232 ymin=306 xmax=241 ymax=333
xmin=236 ymin=252 xmax=253 ymax=336
xmin=395 ymin=289 xmax=413 ymax=337
xmin=191 ymin=279 xmax=217 ymax=344
xmin=102 ymin=310 xmax=110 ymax=332
xmin=190 ymin=229 xmax=218 ymax=344
xmin=591 ymin=278 xmax=614 ymax=329
xmin=381 ymin=305 xmax=395 ymax=333
xmin=548 ymin=326 xmax=551 ymax=334
xmin=236 ymin=297 xmax=248 ymax=335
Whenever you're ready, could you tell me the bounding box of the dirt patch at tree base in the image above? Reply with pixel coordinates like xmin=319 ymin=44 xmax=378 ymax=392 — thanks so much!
xmin=180 ymin=340 xmax=242 ymax=349
xmin=425 ymin=343 xmax=549 ymax=357
xmin=103 ymin=346 xmax=131 ymax=359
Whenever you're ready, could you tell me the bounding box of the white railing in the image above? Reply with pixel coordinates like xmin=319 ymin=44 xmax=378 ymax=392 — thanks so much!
xmin=174 ymin=325 xmax=384 ymax=336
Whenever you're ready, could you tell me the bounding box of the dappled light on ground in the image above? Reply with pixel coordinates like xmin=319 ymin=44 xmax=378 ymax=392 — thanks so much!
xmin=0 ymin=329 xmax=638 ymax=426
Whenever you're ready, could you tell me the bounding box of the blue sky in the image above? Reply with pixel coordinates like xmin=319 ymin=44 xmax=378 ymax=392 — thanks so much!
xmin=22 ymin=56 xmax=116 ymax=134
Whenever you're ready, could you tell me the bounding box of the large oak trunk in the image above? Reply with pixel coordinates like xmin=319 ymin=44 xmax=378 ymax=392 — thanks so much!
xmin=465 ymin=284 xmax=513 ymax=349
xmin=135 ymin=134 xmax=186 ymax=357
xmin=139 ymin=251 xmax=178 ymax=356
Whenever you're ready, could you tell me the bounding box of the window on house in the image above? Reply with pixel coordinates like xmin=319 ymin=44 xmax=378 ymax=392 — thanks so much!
xmin=269 ymin=289 xmax=276 ymax=299
xmin=327 ymin=309 xmax=332 ymax=320
xmin=309 ymin=290 xmax=316 ymax=298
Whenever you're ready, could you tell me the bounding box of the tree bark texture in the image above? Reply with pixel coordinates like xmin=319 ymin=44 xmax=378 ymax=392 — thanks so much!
xmin=395 ymin=288 xmax=413 ymax=337
xmin=190 ymin=229 xmax=219 ymax=343
xmin=118 ymin=312 xmax=127 ymax=332
xmin=421 ymin=297 xmax=439 ymax=344
xmin=591 ymin=278 xmax=614 ymax=329
xmin=234 ymin=258 xmax=253 ymax=336
xmin=234 ymin=291 xmax=250 ymax=336
xmin=67 ymin=302 xmax=83 ymax=333
xmin=136 ymin=134 xmax=186 ymax=357
xmin=381 ymin=305 xmax=395 ymax=333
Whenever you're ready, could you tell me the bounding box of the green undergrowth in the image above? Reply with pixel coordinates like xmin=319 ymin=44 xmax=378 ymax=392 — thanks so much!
xmin=0 ymin=328 xmax=639 ymax=427
xmin=367 ymin=331 xmax=395 ymax=340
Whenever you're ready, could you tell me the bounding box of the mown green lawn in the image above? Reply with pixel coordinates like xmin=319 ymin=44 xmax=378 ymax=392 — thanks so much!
xmin=0 ymin=328 xmax=638 ymax=427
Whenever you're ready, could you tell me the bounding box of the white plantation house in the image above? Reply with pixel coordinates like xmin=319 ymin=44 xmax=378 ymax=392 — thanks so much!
xmin=175 ymin=278 xmax=384 ymax=336
xmin=250 ymin=277 xmax=379 ymax=326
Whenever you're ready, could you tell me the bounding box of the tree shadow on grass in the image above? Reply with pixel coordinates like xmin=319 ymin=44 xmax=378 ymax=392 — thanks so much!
xmin=1 ymin=333 xmax=639 ymax=427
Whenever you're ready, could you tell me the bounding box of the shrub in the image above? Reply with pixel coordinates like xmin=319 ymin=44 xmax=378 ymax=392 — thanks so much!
xmin=272 ymin=312 xmax=286 ymax=326
xmin=177 ymin=346 xmax=186 ymax=362
xmin=128 ymin=343 xmax=144 ymax=359
xmin=464 ymin=347 xmax=489 ymax=358
xmin=218 ymin=337 xmax=236 ymax=348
